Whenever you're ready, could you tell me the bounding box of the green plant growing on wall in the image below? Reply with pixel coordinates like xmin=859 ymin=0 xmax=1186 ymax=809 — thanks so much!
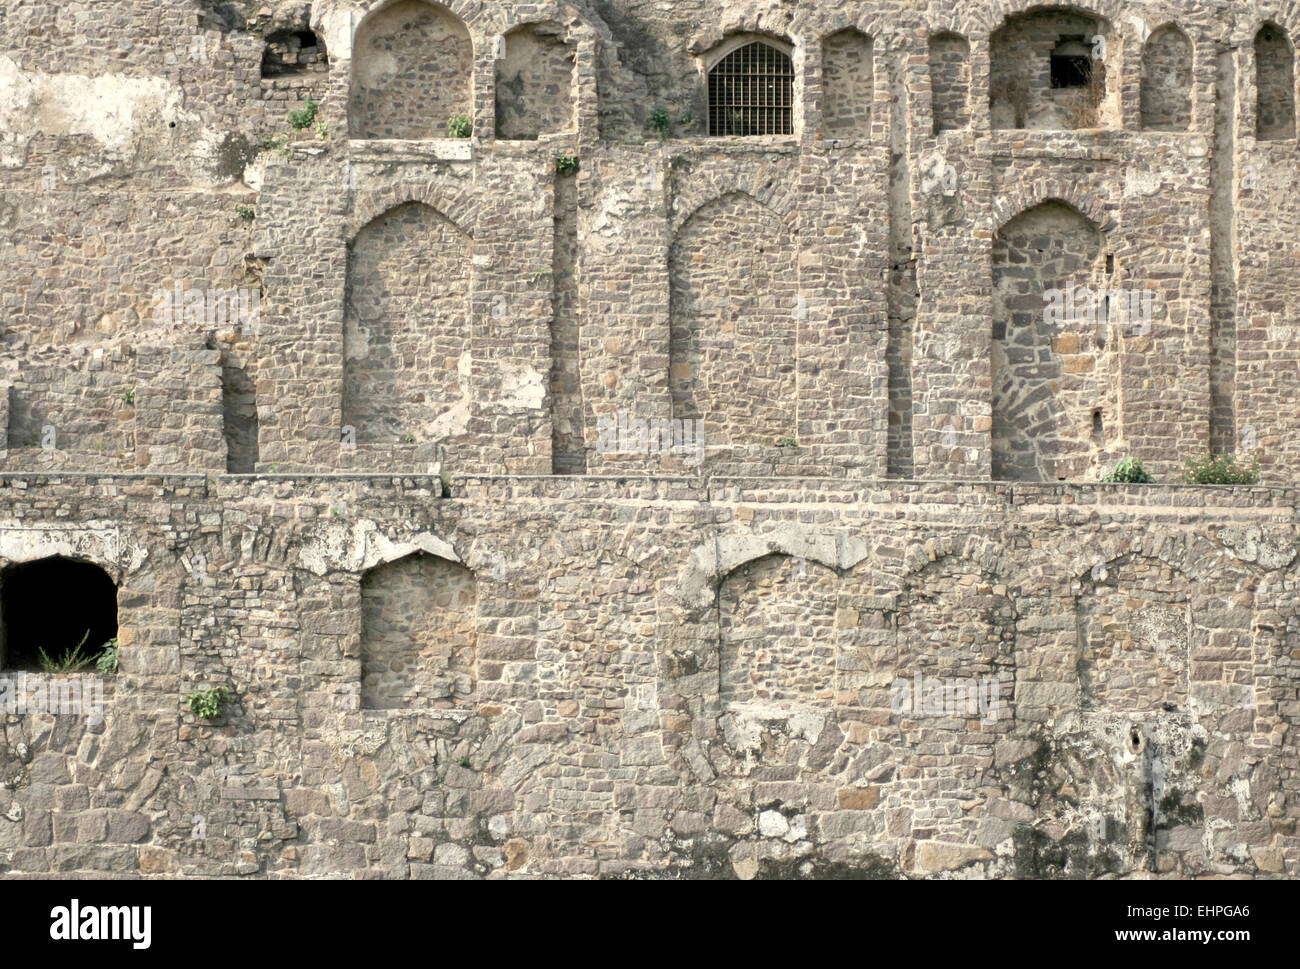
xmin=317 ymin=120 xmax=329 ymax=140
xmin=1100 ymin=457 xmax=1153 ymax=483
xmin=402 ymin=433 xmax=416 ymax=444
xmin=677 ymin=112 xmax=695 ymax=129
xmin=555 ymin=154 xmax=580 ymax=176
xmin=447 ymin=115 xmax=473 ymax=138
xmin=38 ymin=629 xmax=97 ymax=673
xmin=648 ymin=107 xmax=673 ymax=138
xmin=236 ymin=204 xmax=255 ymax=221
xmin=185 ymin=686 xmax=229 ymax=721
xmin=96 ymin=640 xmax=119 ymax=675
xmin=531 ymin=269 xmax=552 ymax=284
xmin=288 ymin=96 xmax=318 ymax=130
xmin=120 ymin=388 xmax=135 ymax=405
xmin=260 ymin=134 xmax=295 ymax=160
xmin=776 ymin=437 xmax=799 ymax=448
xmin=1182 ymin=453 xmax=1261 ymax=485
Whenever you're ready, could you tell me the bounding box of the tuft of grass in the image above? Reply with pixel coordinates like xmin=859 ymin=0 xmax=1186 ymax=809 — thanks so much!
xmin=38 ymin=630 xmax=97 ymax=674
xmin=236 ymin=204 xmax=255 ymax=221
xmin=776 ymin=437 xmax=799 ymax=448
xmin=555 ymin=154 xmax=579 ymax=177
xmin=446 ymin=115 xmax=473 ymax=138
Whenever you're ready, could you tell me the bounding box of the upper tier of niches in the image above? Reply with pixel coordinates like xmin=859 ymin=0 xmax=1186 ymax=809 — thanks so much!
xmin=253 ymin=2 xmax=1296 ymax=144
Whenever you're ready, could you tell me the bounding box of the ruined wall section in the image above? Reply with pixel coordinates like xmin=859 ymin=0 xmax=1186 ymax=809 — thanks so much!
xmin=5 ymin=0 xmax=1300 ymax=483
xmin=2 ymin=475 xmax=1293 ymax=878
xmin=1232 ymin=9 xmax=1300 ymax=483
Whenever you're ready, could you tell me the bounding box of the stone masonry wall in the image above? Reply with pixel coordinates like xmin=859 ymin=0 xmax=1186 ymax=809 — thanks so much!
xmin=0 ymin=475 xmax=1294 ymax=879
xmin=2 ymin=0 xmax=1300 ymax=880
xmin=5 ymin=0 xmax=1300 ymax=484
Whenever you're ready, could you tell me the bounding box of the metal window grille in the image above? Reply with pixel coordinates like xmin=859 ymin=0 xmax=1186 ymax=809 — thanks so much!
xmin=708 ymin=41 xmax=794 ymax=136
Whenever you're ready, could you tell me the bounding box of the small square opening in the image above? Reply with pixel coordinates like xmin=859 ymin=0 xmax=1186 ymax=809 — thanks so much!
xmin=1051 ymin=37 xmax=1094 ymax=89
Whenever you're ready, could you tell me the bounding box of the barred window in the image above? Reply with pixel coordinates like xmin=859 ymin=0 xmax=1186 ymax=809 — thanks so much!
xmin=708 ymin=40 xmax=795 ymax=136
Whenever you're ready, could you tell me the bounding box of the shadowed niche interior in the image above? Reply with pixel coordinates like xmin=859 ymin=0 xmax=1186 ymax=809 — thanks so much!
xmin=0 ymin=557 xmax=118 ymax=671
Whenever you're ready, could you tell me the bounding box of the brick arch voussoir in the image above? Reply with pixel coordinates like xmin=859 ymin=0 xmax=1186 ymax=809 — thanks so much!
xmin=686 ymin=3 xmax=807 ymax=57
xmin=979 ymin=0 xmax=1124 ymax=36
xmin=345 ymin=183 xmax=477 ymax=242
xmin=1238 ymin=5 xmax=1300 ymax=45
xmin=352 ymin=0 xmax=483 ymax=36
xmin=993 ymin=181 xmax=1116 ymax=238
xmin=485 ymin=4 xmax=598 ymax=42
xmin=671 ymin=174 xmax=799 ymax=238
xmin=900 ymin=533 xmax=1013 ymax=582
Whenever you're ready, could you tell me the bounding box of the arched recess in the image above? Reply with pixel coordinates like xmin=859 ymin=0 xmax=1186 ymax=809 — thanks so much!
xmin=989 ymin=7 xmax=1118 ymax=130
xmin=668 ymin=193 xmax=799 ymax=450
xmin=1140 ymin=24 xmax=1192 ymax=131
xmin=992 ymin=200 xmax=1119 ymax=482
xmin=1256 ymin=23 xmax=1296 ymax=140
xmin=0 ymin=556 xmax=118 ymax=671
xmin=343 ymin=201 xmax=471 ymax=448
xmin=885 ymin=554 xmax=1015 ymax=724
xmin=349 ymin=0 xmax=473 ymax=140
xmin=262 ymin=28 xmax=329 ymax=78
xmin=929 ymin=32 xmax=971 ymax=133
xmin=705 ymin=35 xmax=796 ymax=136
xmin=1076 ymin=554 xmax=1189 ymax=713
xmin=1064 ymin=536 xmax=1255 ymax=718
xmin=719 ymin=553 xmax=839 ymax=709
xmin=495 ymin=23 xmax=575 ymax=139
xmin=822 ymin=28 xmax=872 ymax=138
xmin=359 ymin=552 xmax=476 ymax=710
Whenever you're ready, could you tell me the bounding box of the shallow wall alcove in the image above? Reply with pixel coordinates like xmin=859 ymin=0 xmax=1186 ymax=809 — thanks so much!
xmin=495 ymin=23 xmax=575 ymax=139
xmin=668 ymin=193 xmax=798 ymax=450
xmin=349 ymin=0 xmax=473 ymax=139
xmin=1256 ymin=23 xmax=1296 ymax=140
xmin=1139 ymin=24 xmax=1192 ymax=131
xmin=359 ymin=552 xmax=477 ymax=710
xmin=822 ymin=28 xmax=872 ymax=138
xmin=991 ymin=200 xmax=1119 ymax=482
xmin=343 ymin=201 xmax=472 ymax=449
xmin=929 ymin=32 xmax=970 ymax=133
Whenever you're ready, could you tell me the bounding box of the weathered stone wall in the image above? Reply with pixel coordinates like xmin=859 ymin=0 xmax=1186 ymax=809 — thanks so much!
xmin=0 ymin=475 xmax=1294 ymax=879
xmin=1 ymin=0 xmax=1300 ymax=880
xmin=5 ymin=0 xmax=1300 ymax=484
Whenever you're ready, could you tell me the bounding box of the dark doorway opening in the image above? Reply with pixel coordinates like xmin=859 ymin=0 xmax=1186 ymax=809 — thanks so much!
xmin=0 ymin=557 xmax=118 ymax=671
